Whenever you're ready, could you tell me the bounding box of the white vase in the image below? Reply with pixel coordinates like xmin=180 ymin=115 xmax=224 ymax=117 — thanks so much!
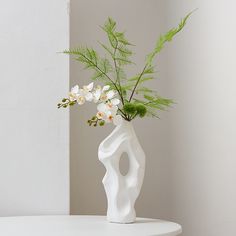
xmin=98 ymin=120 xmax=145 ymax=223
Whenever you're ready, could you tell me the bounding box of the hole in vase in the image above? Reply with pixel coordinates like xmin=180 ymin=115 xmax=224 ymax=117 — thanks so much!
xmin=119 ymin=153 xmax=129 ymax=176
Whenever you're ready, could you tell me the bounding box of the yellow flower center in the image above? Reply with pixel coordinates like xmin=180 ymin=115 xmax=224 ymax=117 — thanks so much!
xmin=108 ymin=115 xmax=113 ymax=121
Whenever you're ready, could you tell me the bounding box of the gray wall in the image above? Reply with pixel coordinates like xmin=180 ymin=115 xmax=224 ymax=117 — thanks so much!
xmin=0 ymin=0 xmax=69 ymax=216
xmin=70 ymin=1 xmax=236 ymax=236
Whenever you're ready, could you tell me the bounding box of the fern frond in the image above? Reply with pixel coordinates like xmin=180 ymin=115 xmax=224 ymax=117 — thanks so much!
xmin=144 ymin=95 xmax=174 ymax=110
xmin=64 ymin=47 xmax=113 ymax=83
xmin=128 ymin=12 xmax=192 ymax=102
xmin=146 ymin=11 xmax=193 ymax=66
xmin=101 ymin=17 xmax=134 ymax=67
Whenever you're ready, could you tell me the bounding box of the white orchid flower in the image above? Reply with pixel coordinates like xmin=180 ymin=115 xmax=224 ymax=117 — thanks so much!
xmin=69 ymin=85 xmax=79 ymax=101
xmin=77 ymin=95 xmax=86 ymax=105
xmin=105 ymin=107 xmax=119 ymax=123
xmin=68 ymin=83 xmax=122 ymax=125
xmin=69 ymin=83 xmax=94 ymax=105
xmin=79 ymin=89 xmax=93 ymax=102
xmin=83 ymin=82 xmax=94 ymax=95
xmin=93 ymin=86 xmax=102 ymax=103
xmin=102 ymin=85 xmax=110 ymax=91
xmin=96 ymin=111 xmax=105 ymax=119
xmin=107 ymin=98 xmax=120 ymax=107
xmin=106 ymin=90 xmax=115 ymax=99
xmin=93 ymin=85 xmax=110 ymax=103
xmin=80 ymin=82 xmax=94 ymax=102
xmin=99 ymin=89 xmax=116 ymax=102
xmin=97 ymin=102 xmax=119 ymax=123
xmin=96 ymin=83 xmax=121 ymax=124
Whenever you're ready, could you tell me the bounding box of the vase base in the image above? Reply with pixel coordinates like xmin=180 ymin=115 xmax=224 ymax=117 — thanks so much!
xmin=108 ymin=220 xmax=135 ymax=224
xmin=107 ymin=217 xmax=136 ymax=224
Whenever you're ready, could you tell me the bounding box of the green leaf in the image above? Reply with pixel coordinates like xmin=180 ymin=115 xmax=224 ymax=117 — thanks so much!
xmin=136 ymin=87 xmax=155 ymax=94
xmin=103 ymin=17 xmax=116 ymax=32
xmin=144 ymin=94 xmax=155 ymax=101
xmin=128 ymin=76 xmax=153 ymax=83
xmin=145 ymin=96 xmax=174 ymax=110
xmin=114 ymin=57 xmax=133 ymax=65
xmin=146 ymin=11 xmax=193 ymax=66
xmin=143 ymin=66 xmax=155 ymax=74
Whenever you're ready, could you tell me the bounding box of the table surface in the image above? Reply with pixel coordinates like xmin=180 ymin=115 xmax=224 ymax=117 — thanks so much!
xmin=0 ymin=215 xmax=182 ymax=236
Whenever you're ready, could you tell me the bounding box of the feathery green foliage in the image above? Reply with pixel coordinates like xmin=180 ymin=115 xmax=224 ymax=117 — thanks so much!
xmin=146 ymin=11 xmax=193 ymax=66
xmin=64 ymin=47 xmax=112 ymax=83
xmin=61 ymin=12 xmax=193 ymax=121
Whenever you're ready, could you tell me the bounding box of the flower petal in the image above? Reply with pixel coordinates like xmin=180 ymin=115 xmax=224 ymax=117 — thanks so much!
xmin=71 ymin=85 xmax=79 ymax=94
xmin=97 ymin=103 xmax=107 ymax=112
xmin=86 ymin=82 xmax=94 ymax=91
xmin=95 ymin=85 xmax=102 ymax=91
xmin=93 ymin=90 xmax=101 ymax=103
xmin=77 ymin=95 xmax=85 ymax=105
xmin=104 ymin=114 xmax=113 ymax=123
xmin=69 ymin=93 xmax=76 ymax=101
xmin=79 ymin=88 xmax=86 ymax=96
xmin=111 ymin=98 xmax=120 ymax=105
xmin=106 ymin=90 xmax=115 ymax=99
xmin=96 ymin=111 xmax=104 ymax=119
xmin=85 ymin=92 xmax=93 ymax=101
xmin=102 ymin=85 xmax=110 ymax=91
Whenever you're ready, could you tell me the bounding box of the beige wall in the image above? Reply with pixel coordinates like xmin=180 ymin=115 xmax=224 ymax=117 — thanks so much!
xmin=70 ymin=1 xmax=236 ymax=236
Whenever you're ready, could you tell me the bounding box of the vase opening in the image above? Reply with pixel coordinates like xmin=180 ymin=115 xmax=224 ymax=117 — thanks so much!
xmin=119 ymin=152 xmax=130 ymax=176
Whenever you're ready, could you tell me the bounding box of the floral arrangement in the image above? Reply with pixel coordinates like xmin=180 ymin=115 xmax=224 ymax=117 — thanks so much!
xmin=58 ymin=13 xmax=192 ymax=126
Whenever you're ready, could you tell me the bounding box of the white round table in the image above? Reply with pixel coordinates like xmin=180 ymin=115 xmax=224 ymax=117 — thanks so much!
xmin=0 ymin=215 xmax=182 ymax=236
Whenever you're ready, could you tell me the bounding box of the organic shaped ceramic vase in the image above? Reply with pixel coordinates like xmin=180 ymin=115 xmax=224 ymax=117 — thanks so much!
xmin=98 ymin=119 xmax=145 ymax=223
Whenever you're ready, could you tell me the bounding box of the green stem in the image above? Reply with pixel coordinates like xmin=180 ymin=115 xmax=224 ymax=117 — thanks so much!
xmin=79 ymin=53 xmax=124 ymax=103
xmin=112 ymin=39 xmax=125 ymax=105
xmin=130 ymin=111 xmax=138 ymax=120
xmin=128 ymin=64 xmax=147 ymax=102
xmin=113 ymin=47 xmax=124 ymax=105
xmin=118 ymin=108 xmax=127 ymax=119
